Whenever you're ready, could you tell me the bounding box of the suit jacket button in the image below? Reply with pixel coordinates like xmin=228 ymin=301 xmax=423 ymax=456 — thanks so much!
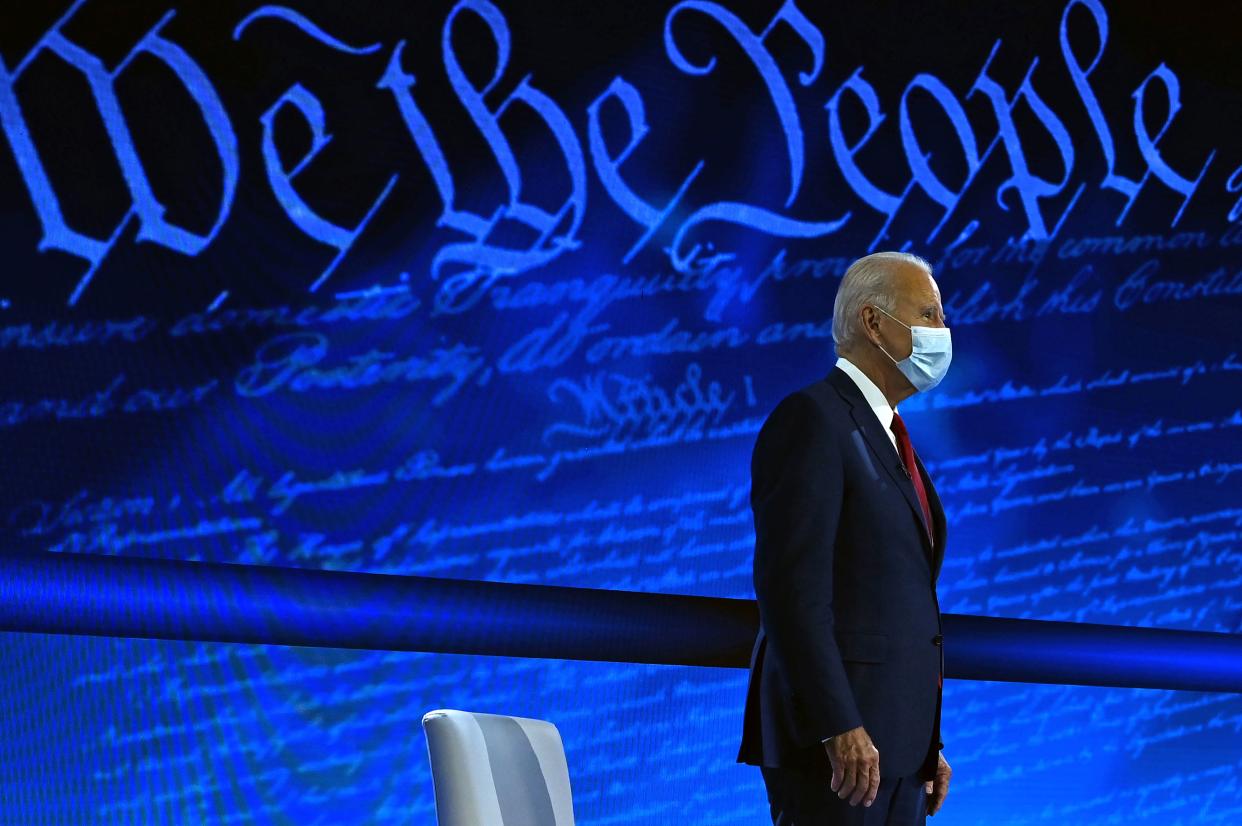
xmin=932 ymin=634 xmax=943 ymax=645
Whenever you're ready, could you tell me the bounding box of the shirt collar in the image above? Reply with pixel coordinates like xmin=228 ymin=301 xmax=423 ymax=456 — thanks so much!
xmin=835 ymin=355 xmax=896 ymax=433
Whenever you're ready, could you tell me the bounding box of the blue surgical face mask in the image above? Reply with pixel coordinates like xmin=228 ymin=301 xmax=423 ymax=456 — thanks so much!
xmin=874 ymin=305 xmax=952 ymax=392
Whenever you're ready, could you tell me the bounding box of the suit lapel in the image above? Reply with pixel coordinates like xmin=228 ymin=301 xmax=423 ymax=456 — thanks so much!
xmin=912 ymin=448 xmax=946 ymax=582
xmin=825 ymin=367 xmax=936 ymax=570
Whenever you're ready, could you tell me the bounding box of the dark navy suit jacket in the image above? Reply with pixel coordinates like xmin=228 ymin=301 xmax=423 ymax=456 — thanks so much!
xmin=736 ymin=365 xmax=946 ymax=782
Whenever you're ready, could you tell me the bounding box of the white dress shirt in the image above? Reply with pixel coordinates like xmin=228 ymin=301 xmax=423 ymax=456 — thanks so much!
xmin=835 ymin=356 xmax=897 ymax=453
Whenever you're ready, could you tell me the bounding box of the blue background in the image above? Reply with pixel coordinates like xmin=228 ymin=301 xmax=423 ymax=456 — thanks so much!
xmin=1 ymin=0 xmax=1240 ymax=822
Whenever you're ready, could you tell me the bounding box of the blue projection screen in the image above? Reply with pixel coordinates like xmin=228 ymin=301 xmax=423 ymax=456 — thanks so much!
xmin=1 ymin=0 xmax=1240 ymax=823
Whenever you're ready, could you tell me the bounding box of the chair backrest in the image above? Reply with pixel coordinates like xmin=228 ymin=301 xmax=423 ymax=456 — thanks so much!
xmin=421 ymin=709 xmax=576 ymax=826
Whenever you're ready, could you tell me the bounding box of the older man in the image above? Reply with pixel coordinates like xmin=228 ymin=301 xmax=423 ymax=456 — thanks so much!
xmin=737 ymin=251 xmax=953 ymax=824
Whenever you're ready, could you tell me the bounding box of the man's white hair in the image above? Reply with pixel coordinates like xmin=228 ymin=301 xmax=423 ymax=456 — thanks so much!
xmin=832 ymin=251 xmax=933 ymax=353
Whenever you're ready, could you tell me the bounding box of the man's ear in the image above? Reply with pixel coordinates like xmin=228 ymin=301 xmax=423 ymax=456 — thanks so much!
xmin=859 ymin=305 xmax=882 ymax=346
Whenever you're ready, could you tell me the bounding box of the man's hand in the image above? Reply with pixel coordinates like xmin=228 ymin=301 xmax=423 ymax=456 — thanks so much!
xmin=824 ymin=725 xmax=880 ymax=807
xmin=924 ymin=751 xmax=951 ymax=816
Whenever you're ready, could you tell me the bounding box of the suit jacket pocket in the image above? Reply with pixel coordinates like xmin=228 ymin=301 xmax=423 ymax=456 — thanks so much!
xmin=835 ymin=630 xmax=888 ymax=663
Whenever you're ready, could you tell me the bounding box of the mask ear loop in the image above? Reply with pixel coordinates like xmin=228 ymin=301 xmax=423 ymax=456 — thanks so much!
xmin=874 ymin=304 xmax=912 ymax=331
xmin=871 ymin=304 xmax=910 ymax=366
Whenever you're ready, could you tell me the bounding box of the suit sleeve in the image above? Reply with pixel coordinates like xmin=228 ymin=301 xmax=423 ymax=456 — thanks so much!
xmin=751 ymin=391 xmax=862 ymax=741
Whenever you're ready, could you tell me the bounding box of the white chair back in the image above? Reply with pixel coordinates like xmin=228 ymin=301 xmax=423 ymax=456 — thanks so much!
xmin=422 ymin=709 xmax=576 ymax=826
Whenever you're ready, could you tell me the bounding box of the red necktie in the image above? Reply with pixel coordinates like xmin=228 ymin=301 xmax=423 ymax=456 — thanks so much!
xmin=890 ymin=412 xmax=933 ymax=548
xmin=891 ymin=412 xmax=942 ymax=690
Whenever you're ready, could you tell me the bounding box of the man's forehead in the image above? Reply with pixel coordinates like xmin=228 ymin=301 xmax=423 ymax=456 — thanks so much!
xmin=891 ymin=264 xmax=940 ymax=303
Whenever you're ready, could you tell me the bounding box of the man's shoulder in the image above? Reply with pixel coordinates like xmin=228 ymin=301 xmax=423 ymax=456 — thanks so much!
xmin=779 ymin=372 xmax=849 ymax=419
xmin=757 ymin=374 xmax=850 ymax=440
